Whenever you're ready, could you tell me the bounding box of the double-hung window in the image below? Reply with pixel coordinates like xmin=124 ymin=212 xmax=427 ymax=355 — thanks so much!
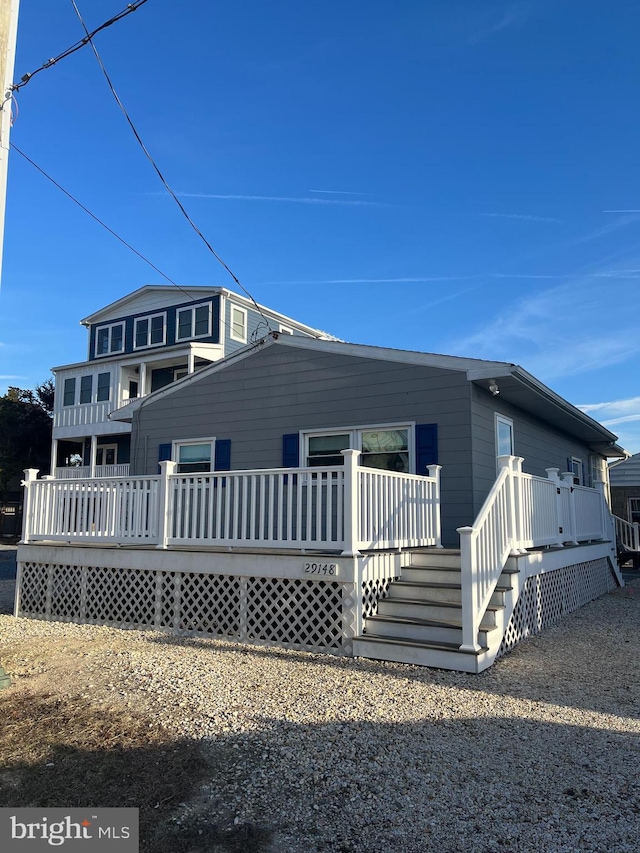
xmin=79 ymin=375 xmax=93 ymax=404
xmin=96 ymin=372 xmax=111 ymax=402
xmin=176 ymin=303 xmax=211 ymax=341
xmin=571 ymin=457 xmax=583 ymax=485
xmin=305 ymin=425 xmax=411 ymax=473
xmin=230 ymin=305 xmax=247 ymax=343
xmin=134 ymin=313 xmax=166 ymax=349
xmin=495 ymin=415 xmax=514 ymax=458
xmin=63 ymin=378 xmax=76 ymax=406
xmin=173 ymin=438 xmax=215 ymax=473
xmin=95 ymin=322 xmax=124 ymax=357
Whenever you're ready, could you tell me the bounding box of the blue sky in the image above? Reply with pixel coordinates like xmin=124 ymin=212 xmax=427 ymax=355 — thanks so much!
xmin=2 ymin=1 xmax=640 ymax=450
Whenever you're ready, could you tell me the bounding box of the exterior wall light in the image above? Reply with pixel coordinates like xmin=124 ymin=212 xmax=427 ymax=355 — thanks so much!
xmin=489 ymin=380 xmax=500 ymax=396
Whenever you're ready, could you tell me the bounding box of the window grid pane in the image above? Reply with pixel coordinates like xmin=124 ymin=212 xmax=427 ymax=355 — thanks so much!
xmin=150 ymin=315 xmax=164 ymax=343
xmin=63 ymin=378 xmax=76 ymax=406
xmin=110 ymin=324 xmax=123 ymax=352
xmin=177 ymin=309 xmax=192 ymax=339
xmin=194 ymin=306 xmax=209 ymax=336
xmin=79 ymin=375 xmax=92 ymax=404
xmin=135 ymin=318 xmax=149 ymax=348
xmin=96 ymin=373 xmax=110 ymax=402
xmin=96 ymin=328 xmax=109 ymax=355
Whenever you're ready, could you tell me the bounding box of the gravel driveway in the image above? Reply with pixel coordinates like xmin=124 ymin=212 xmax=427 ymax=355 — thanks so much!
xmin=1 ymin=564 xmax=639 ymax=853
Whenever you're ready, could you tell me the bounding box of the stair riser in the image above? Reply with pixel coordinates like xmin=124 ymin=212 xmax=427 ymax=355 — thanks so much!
xmin=352 ymin=638 xmax=483 ymax=673
xmin=377 ymin=598 xmax=501 ymax=625
xmin=400 ymin=568 xmax=461 ymax=584
xmin=407 ymin=553 xmax=461 ymax=569
xmin=387 ymin=585 xmax=506 ymax=607
xmin=366 ymin=620 xmax=494 ymax=646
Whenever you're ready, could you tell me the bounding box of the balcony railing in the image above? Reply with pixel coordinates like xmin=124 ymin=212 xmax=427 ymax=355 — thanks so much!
xmin=55 ymin=465 xmax=131 ymax=479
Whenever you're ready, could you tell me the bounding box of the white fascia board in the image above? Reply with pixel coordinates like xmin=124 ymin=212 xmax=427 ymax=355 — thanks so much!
xmin=80 ymin=285 xmax=223 ymax=326
xmin=52 ymin=342 xmax=223 ymax=374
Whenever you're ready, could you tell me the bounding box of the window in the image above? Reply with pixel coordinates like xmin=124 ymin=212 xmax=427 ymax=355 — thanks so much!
xmin=173 ymin=439 xmax=215 ymax=473
xmin=230 ymin=305 xmax=247 ymax=342
xmin=176 ymin=303 xmax=211 ymax=340
xmin=96 ymin=372 xmax=111 ymax=402
xmin=95 ymin=322 xmax=124 ymax=357
xmin=495 ymin=415 xmax=514 ymax=458
xmin=134 ymin=313 xmax=166 ymax=349
xmin=628 ymin=498 xmax=640 ymax=524
xmin=279 ymin=324 xmax=293 ymax=335
xmin=305 ymin=424 xmax=412 ymax=473
xmin=79 ymin=375 xmax=93 ymax=404
xmin=63 ymin=378 xmax=76 ymax=406
xmin=571 ymin=457 xmax=583 ymax=485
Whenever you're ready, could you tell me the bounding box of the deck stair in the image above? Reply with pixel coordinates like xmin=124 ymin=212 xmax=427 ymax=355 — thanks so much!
xmin=352 ymin=548 xmax=517 ymax=673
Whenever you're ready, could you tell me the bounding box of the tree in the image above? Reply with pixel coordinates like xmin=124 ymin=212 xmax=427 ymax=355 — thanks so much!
xmin=0 ymin=379 xmax=53 ymax=500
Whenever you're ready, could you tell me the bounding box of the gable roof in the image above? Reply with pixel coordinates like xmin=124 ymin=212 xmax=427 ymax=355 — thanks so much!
xmin=110 ymin=332 xmax=625 ymax=455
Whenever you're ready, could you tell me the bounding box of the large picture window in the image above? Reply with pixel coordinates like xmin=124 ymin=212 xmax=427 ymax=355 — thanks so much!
xmin=305 ymin=424 xmax=412 ymax=473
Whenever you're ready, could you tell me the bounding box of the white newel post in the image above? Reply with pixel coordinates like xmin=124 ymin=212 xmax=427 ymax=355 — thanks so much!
xmin=156 ymin=460 xmax=177 ymax=549
xmin=90 ymin=435 xmax=98 ymax=478
xmin=561 ymin=472 xmax=579 ymax=544
xmin=498 ymin=455 xmax=518 ymax=554
xmin=458 ymin=526 xmax=481 ymax=651
xmin=511 ymin=456 xmax=527 ymax=554
xmin=635 ymin=523 xmax=640 ymax=553
xmin=20 ymin=468 xmax=39 ymax=543
xmin=545 ymin=468 xmax=564 ymax=548
xmin=594 ymin=480 xmax=609 ymax=542
xmin=341 ymin=449 xmax=361 ymax=557
xmin=427 ymin=464 xmax=443 ymax=548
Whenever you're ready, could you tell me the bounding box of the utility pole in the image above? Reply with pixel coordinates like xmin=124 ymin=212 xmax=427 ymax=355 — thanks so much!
xmin=0 ymin=0 xmax=19 ymax=289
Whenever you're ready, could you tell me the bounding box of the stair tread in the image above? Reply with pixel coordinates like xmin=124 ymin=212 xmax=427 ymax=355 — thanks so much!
xmin=392 ymin=580 xmax=512 ymax=592
xmin=380 ymin=597 xmax=504 ymax=611
xmin=355 ymin=634 xmax=488 ymax=655
xmin=366 ymin=613 xmax=499 ymax=632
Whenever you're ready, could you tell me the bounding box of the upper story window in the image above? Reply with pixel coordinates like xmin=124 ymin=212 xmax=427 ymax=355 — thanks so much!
xmin=279 ymin=324 xmax=293 ymax=335
xmin=97 ymin=372 xmax=111 ymax=402
xmin=571 ymin=456 xmax=583 ymax=486
xmin=305 ymin=424 xmax=411 ymax=473
xmin=79 ymin=375 xmax=93 ymax=404
xmin=63 ymin=378 xmax=76 ymax=406
xmin=95 ymin=322 xmax=124 ymax=357
xmin=134 ymin=313 xmax=166 ymax=349
xmin=176 ymin=303 xmax=211 ymax=341
xmin=230 ymin=305 xmax=247 ymax=343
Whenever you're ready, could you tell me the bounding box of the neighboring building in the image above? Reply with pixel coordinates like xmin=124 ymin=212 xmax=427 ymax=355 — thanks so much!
xmin=51 ymin=286 xmax=336 ymax=478
xmin=609 ymin=452 xmax=640 ymax=522
xmin=112 ymin=332 xmax=625 ymax=546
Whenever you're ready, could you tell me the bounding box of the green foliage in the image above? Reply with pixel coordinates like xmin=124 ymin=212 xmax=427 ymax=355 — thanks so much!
xmin=0 ymin=380 xmax=53 ymax=499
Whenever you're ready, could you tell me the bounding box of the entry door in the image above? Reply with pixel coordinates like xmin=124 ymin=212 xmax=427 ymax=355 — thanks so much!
xmin=96 ymin=444 xmax=118 ymax=466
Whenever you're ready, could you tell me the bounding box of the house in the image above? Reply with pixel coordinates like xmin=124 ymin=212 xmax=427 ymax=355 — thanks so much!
xmin=609 ymin=452 xmax=640 ymax=522
xmin=16 ymin=328 xmax=633 ymax=673
xmin=50 ymin=285 xmax=336 ymax=479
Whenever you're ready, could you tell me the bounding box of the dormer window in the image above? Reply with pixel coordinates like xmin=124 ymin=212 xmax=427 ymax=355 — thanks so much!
xmin=134 ymin=313 xmax=166 ymax=349
xmin=176 ymin=303 xmax=211 ymax=340
xmin=95 ymin=322 xmax=124 ymax=357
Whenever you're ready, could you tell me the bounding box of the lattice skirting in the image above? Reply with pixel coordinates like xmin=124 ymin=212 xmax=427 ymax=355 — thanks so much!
xmin=362 ymin=577 xmax=395 ymax=620
xmin=17 ymin=562 xmax=357 ymax=655
xmin=497 ymin=558 xmax=617 ymax=658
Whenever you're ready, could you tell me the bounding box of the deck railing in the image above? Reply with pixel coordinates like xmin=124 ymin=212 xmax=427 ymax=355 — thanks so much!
xmin=458 ymin=456 xmax=611 ymax=651
xmin=21 ymin=452 xmax=442 ymax=554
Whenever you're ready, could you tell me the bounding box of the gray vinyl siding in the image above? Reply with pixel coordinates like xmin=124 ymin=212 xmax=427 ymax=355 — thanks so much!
xmin=223 ymin=300 xmax=314 ymax=355
xmin=470 ymin=384 xmax=596 ymax=516
xmin=132 ymin=345 xmax=475 ymax=545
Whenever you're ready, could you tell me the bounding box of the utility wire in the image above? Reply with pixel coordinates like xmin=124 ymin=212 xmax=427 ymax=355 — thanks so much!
xmin=70 ymin=0 xmax=273 ymax=332
xmin=9 ymin=0 xmax=149 ymax=94
xmin=10 ymin=141 xmax=181 ymax=288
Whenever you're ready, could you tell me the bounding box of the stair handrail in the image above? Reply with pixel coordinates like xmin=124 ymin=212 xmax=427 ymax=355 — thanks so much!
xmin=613 ymin=514 xmax=640 ymax=552
xmin=457 ymin=455 xmax=519 ymax=652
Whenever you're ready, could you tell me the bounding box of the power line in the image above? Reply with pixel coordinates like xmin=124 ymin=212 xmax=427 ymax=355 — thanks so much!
xmin=10 ymin=141 xmax=181 ymax=287
xmin=70 ymin=0 xmax=274 ymax=333
xmin=9 ymin=1 xmax=149 ymax=95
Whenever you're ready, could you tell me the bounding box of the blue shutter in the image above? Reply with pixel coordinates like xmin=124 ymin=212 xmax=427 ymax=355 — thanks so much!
xmin=214 ymin=439 xmax=231 ymax=471
xmin=157 ymin=443 xmax=172 ymax=473
xmin=415 ymin=424 xmax=438 ymax=475
xmin=282 ymin=434 xmax=300 ymax=468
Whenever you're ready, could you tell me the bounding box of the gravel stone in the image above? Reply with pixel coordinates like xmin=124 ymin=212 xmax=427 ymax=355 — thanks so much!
xmin=0 ymin=574 xmax=639 ymax=852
